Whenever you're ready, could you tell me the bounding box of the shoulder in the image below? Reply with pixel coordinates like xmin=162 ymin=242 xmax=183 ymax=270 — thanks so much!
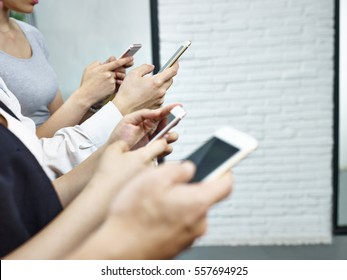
xmin=14 ymin=19 xmax=42 ymax=36
xmin=13 ymin=19 xmax=47 ymax=49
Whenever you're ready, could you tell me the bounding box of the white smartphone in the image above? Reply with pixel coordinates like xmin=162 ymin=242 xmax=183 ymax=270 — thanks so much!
xmin=184 ymin=126 xmax=258 ymax=182
xmin=147 ymin=106 xmax=186 ymax=145
xmin=158 ymin=40 xmax=191 ymax=73
xmin=119 ymin=44 xmax=142 ymax=58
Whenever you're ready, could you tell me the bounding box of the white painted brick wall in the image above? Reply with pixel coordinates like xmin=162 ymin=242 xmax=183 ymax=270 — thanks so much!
xmin=159 ymin=0 xmax=334 ymax=245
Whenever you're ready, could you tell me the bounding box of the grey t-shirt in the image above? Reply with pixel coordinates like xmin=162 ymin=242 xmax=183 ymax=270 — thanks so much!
xmin=0 ymin=19 xmax=58 ymax=126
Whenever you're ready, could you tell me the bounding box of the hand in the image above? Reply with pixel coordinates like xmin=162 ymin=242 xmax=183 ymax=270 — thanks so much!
xmin=131 ymin=108 xmax=180 ymax=156
xmin=112 ymin=62 xmax=179 ymax=115
xmin=102 ymin=162 xmax=233 ymax=259
xmin=77 ymin=57 xmax=133 ymax=106
xmin=89 ymin=139 xmax=169 ymax=194
xmin=104 ymin=56 xmax=134 ymax=93
xmin=107 ymin=104 xmax=179 ymax=149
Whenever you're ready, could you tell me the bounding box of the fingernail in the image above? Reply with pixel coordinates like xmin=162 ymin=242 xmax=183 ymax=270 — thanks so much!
xmin=181 ymin=161 xmax=195 ymax=172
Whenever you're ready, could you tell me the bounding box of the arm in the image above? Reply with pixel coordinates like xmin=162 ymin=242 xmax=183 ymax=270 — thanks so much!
xmin=40 ymin=102 xmax=123 ymax=178
xmin=36 ymin=57 xmax=133 ymax=138
xmin=47 ymin=89 xmax=64 ymax=114
xmin=52 ymin=105 xmax=177 ymax=207
xmin=67 ymin=163 xmax=233 ymax=260
xmin=51 ymin=144 xmax=107 ymax=208
xmin=4 ymin=140 xmax=168 ymax=260
xmin=36 ymin=89 xmax=89 ymax=138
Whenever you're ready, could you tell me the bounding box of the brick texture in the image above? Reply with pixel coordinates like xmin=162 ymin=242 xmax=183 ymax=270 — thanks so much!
xmin=159 ymin=0 xmax=334 ymax=245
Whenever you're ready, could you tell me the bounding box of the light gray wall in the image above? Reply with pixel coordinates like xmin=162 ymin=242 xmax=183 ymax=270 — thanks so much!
xmin=160 ymin=0 xmax=334 ymax=245
xmin=35 ymin=0 xmax=153 ymax=100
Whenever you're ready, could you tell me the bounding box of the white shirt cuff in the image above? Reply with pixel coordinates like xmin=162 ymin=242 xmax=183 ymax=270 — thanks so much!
xmin=80 ymin=102 xmax=122 ymax=148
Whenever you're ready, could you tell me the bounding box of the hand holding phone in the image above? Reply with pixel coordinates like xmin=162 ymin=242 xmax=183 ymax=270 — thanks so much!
xmin=159 ymin=40 xmax=191 ymax=73
xmin=147 ymin=106 xmax=186 ymax=145
xmin=184 ymin=126 xmax=258 ymax=182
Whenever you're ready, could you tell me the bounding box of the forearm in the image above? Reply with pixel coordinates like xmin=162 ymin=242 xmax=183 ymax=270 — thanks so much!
xmin=52 ymin=145 xmax=106 ymax=207
xmin=66 ymin=220 xmax=143 ymax=260
xmin=37 ymin=89 xmax=92 ymax=138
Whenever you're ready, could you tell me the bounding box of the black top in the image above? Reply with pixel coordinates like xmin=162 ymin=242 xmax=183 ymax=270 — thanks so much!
xmin=0 ymin=106 xmax=62 ymax=257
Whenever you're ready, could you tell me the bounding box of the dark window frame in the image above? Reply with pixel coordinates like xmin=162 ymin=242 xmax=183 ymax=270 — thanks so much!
xmin=333 ymin=0 xmax=347 ymax=234
xmin=150 ymin=0 xmax=161 ymax=73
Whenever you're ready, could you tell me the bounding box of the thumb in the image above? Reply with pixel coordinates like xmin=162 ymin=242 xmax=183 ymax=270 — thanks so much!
xmin=103 ymin=56 xmax=116 ymax=63
xmin=132 ymin=64 xmax=155 ymax=77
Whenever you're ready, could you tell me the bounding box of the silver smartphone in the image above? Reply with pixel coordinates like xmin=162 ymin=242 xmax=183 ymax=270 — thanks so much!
xmin=158 ymin=40 xmax=191 ymax=73
xmin=184 ymin=126 xmax=258 ymax=182
xmin=147 ymin=106 xmax=186 ymax=145
xmin=119 ymin=44 xmax=142 ymax=58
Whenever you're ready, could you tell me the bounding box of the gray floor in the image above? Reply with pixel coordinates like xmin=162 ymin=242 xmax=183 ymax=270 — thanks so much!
xmin=338 ymin=170 xmax=347 ymax=225
xmin=176 ymin=170 xmax=347 ymax=260
xmin=177 ymin=236 xmax=347 ymax=260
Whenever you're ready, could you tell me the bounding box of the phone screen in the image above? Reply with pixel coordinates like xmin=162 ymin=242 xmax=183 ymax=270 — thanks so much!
xmin=167 ymin=113 xmax=175 ymax=122
xmin=185 ymin=137 xmax=239 ymax=182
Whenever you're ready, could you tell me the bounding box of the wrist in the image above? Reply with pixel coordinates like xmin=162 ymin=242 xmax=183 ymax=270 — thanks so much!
xmin=77 ymin=219 xmax=146 ymax=259
xmin=72 ymin=87 xmax=95 ymax=109
xmin=106 ymin=220 xmax=142 ymax=259
xmin=112 ymin=95 xmax=128 ymax=115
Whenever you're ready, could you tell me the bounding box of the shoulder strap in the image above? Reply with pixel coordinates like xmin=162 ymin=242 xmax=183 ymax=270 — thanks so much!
xmin=0 ymin=101 xmax=20 ymax=121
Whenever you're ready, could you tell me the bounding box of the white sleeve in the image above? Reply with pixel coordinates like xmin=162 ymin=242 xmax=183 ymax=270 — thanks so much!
xmin=41 ymin=102 xmax=122 ymax=177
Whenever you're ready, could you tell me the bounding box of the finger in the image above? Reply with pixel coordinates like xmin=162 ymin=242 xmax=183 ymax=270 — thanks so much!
xmin=102 ymin=57 xmax=133 ymax=71
xmin=124 ymin=61 xmax=134 ymax=68
xmin=163 ymin=131 xmax=179 ymax=144
xmin=151 ymin=104 xmax=182 ymax=135
xmin=131 ymin=64 xmax=155 ymax=77
xmin=122 ymin=108 xmax=159 ymax=125
xmin=140 ymin=105 xmax=176 ymax=128
xmin=88 ymin=60 xmax=100 ymax=68
xmin=160 ymin=78 xmax=174 ymax=92
xmin=127 ymin=106 xmax=179 ymax=126
xmin=171 ymin=61 xmax=179 ymax=72
xmin=116 ymin=72 xmax=126 ymax=79
xmin=164 ymin=61 xmax=179 ymax=74
xmin=147 ymin=105 xmax=178 ymax=129
xmin=116 ymin=67 xmax=126 ymax=74
xmin=136 ymin=139 xmax=170 ymax=162
xmin=157 ymin=144 xmax=173 ymax=158
xmin=153 ymin=118 xmax=168 ymax=136
xmin=157 ymin=103 xmax=181 ymax=117
xmin=103 ymin=56 xmax=116 ymax=63
xmin=154 ymin=63 xmax=178 ymax=82
xmin=154 ymin=161 xmax=196 ymax=185
xmin=106 ymin=71 xmax=116 ymax=79
xmin=190 ymin=172 xmax=233 ymax=206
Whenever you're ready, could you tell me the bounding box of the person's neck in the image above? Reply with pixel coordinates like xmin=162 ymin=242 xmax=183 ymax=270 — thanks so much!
xmin=0 ymin=8 xmax=12 ymax=33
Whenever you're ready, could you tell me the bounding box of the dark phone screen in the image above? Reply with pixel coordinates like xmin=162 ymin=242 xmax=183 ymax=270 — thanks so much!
xmin=185 ymin=137 xmax=239 ymax=182
xmin=167 ymin=113 xmax=175 ymax=122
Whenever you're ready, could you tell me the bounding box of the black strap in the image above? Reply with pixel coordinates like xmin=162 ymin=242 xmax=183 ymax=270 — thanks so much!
xmin=0 ymin=101 xmax=20 ymax=121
